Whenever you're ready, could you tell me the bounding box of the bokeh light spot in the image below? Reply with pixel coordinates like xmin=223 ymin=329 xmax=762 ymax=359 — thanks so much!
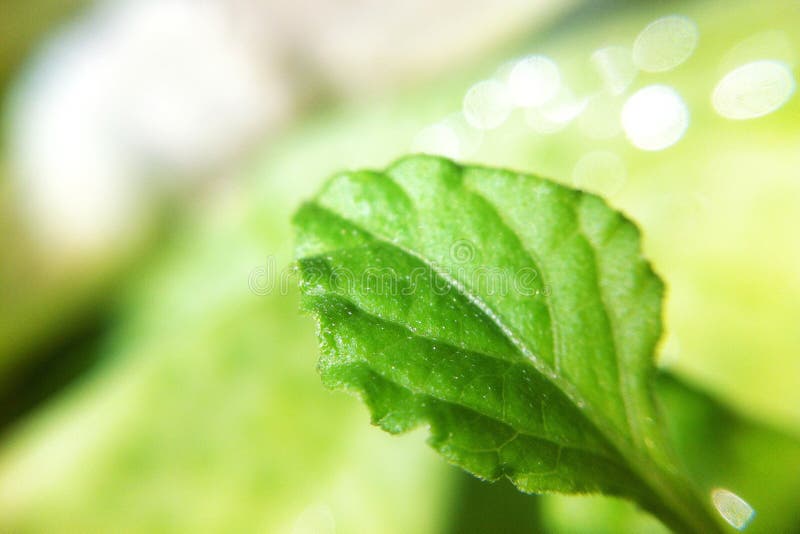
xmin=633 ymin=15 xmax=698 ymax=72
xmin=712 ymin=60 xmax=796 ymax=120
xmin=711 ymin=488 xmax=755 ymax=531
xmin=507 ymin=55 xmax=561 ymax=107
xmin=621 ymin=85 xmax=689 ymax=151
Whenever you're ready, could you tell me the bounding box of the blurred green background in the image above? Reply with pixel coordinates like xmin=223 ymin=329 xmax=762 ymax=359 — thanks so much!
xmin=1 ymin=0 xmax=799 ymax=532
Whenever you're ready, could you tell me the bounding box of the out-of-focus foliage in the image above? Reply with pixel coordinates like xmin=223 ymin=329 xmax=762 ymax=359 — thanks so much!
xmin=0 ymin=216 xmax=449 ymax=532
xmin=0 ymin=0 xmax=799 ymax=532
xmin=541 ymin=374 xmax=800 ymax=534
xmin=659 ymin=374 xmax=800 ymax=534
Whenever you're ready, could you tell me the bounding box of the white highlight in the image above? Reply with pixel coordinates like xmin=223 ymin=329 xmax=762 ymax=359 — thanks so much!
xmin=507 ymin=55 xmax=561 ymax=107
xmin=621 ymin=85 xmax=689 ymax=151
xmin=633 ymin=15 xmax=698 ymax=72
xmin=8 ymin=0 xmax=284 ymax=257
xmin=591 ymin=46 xmax=637 ymax=95
xmin=712 ymin=60 xmax=796 ymax=120
xmin=711 ymin=488 xmax=755 ymax=531
xmin=463 ymin=80 xmax=512 ymax=130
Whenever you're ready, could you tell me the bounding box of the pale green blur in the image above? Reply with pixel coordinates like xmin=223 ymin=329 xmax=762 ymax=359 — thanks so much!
xmin=0 ymin=0 xmax=799 ymax=533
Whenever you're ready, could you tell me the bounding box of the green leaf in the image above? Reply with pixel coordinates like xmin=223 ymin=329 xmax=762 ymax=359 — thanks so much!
xmin=293 ymin=155 xmax=721 ymax=533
